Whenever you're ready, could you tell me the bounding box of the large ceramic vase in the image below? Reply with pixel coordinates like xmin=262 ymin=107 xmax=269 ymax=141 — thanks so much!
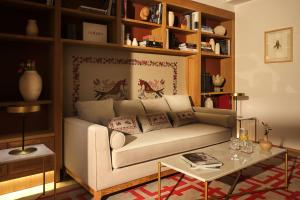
xmin=19 ymin=70 xmax=42 ymax=101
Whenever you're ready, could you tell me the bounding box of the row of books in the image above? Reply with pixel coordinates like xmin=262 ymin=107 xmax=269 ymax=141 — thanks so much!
xmin=179 ymin=43 xmax=197 ymax=52
xmin=201 ymin=73 xmax=214 ymax=93
xmin=181 ymin=152 xmax=223 ymax=170
xmin=149 ymin=3 xmax=163 ymax=24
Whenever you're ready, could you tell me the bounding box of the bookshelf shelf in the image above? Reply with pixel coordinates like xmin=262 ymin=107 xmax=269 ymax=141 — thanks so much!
xmin=201 ymin=32 xmax=230 ymax=39
xmin=62 ymin=39 xmax=195 ymax=56
xmin=201 ymin=92 xmax=232 ymax=96
xmin=0 ymin=33 xmax=54 ymax=43
xmin=122 ymin=18 xmax=161 ymax=28
xmin=61 ymin=7 xmax=116 ymax=22
xmin=0 ymin=0 xmax=54 ymax=11
xmin=168 ymin=26 xmax=197 ymax=34
xmin=201 ymin=51 xmax=230 ymax=58
xmin=0 ymin=100 xmax=52 ymax=108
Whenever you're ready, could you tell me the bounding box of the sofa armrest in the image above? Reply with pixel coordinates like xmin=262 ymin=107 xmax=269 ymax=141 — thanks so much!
xmin=64 ymin=117 xmax=111 ymax=191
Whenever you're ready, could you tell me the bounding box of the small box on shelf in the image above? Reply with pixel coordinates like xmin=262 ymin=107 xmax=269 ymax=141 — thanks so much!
xmin=83 ymin=22 xmax=107 ymax=43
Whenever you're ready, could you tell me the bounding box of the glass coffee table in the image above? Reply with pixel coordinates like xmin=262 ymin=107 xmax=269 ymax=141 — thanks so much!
xmin=157 ymin=142 xmax=287 ymax=200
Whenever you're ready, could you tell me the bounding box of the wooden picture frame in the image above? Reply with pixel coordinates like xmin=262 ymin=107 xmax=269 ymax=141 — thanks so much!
xmin=264 ymin=27 xmax=293 ymax=63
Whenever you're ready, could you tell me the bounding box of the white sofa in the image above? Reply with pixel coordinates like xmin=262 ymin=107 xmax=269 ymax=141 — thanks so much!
xmin=64 ymin=97 xmax=236 ymax=199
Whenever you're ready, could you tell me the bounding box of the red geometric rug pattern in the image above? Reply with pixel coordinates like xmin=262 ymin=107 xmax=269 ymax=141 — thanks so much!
xmin=40 ymin=155 xmax=300 ymax=200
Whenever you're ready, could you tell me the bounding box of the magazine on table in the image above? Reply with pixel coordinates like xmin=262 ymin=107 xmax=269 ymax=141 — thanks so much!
xmin=180 ymin=152 xmax=223 ymax=169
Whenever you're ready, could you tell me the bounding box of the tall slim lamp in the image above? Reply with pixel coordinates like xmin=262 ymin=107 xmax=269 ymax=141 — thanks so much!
xmin=233 ymin=92 xmax=246 ymax=117
xmin=7 ymin=105 xmax=41 ymax=155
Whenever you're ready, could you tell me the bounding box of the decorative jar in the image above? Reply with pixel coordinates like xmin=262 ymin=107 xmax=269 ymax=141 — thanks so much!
xmin=19 ymin=70 xmax=42 ymax=101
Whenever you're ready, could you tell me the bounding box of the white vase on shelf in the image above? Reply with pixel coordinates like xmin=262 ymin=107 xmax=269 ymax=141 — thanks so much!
xmin=26 ymin=19 xmax=39 ymax=36
xmin=19 ymin=71 xmax=42 ymax=101
xmin=215 ymin=43 xmax=220 ymax=55
xmin=126 ymin=33 xmax=132 ymax=45
xmin=205 ymin=97 xmax=213 ymax=108
xmin=209 ymin=38 xmax=215 ymax=52
xmin=168 ymin=11 xmax=175 ymax=27
xmin=132 ymin=38 xmax=138 ymax=46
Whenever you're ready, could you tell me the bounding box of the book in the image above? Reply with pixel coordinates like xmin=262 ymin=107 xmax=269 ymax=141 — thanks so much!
xmin=106 ymin=0 xmax=113 ymax=16
xmin=181 ymin=152 xmax=223 ymax=168
xmin=166 ymin=29 xmax=169 ymax=49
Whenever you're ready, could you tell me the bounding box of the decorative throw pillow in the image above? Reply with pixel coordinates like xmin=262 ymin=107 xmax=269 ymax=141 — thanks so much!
xmin=114 ymin=100 xmax=145 ymax=116
xmin=110 ymin=131 xmax=126 ymax=150
xmin=169 ymin=111 xmax=198 ymax=127
xmin=76 ymin=98 xmax=115 ymax=125
xmin=108 ymin=115 xmax=141 ymax=134
xmin=138 ymin=112 xmax=172 ymax=133
xmin=141 ymin=98 xmax=171 ymax=113
xmin=164 ymin=95 xmax=193 ymax=112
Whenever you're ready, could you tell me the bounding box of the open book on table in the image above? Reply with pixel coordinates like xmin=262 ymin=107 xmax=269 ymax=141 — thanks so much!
xmin=180 ymin=152 xmax=223 ymax=169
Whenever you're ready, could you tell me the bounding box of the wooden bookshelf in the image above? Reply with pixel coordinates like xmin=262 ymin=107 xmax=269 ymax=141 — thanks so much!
xmin=0 ymin=130 xmax=54 ymax=144
xmin=0 ymin=33 xmax=54 ymax=43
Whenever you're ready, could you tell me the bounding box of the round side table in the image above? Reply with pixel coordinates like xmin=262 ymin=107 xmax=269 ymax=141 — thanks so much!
xmin=6 ymin=105 xmax=41 ymax=155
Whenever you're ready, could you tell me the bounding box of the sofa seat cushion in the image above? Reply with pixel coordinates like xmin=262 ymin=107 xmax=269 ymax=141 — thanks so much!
xmin=112 ymin=123 xmax=231 ymax=169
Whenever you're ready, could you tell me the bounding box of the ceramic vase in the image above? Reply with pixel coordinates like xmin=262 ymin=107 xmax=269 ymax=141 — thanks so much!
xmin=259 ymin=135 xmax=272 ymax=151
xmin=205 ymin=97 xmax=213 ymax=108
xmin=132 ymin=38 xmax=138 ymax=46
xmin=168 ymin=11 xmax=175 ymax=27
xmin=126 ymin=33 xmax=131 ymax=45
xmin=209 ymin=38 xmax=215 ymax=52
xmin=215 ymin=43 xmax=220 ymax=55
xmin=26 ymin=19 xmax=39 ymax=36
xmin=19 ymin=71 xmax=42 ymax=101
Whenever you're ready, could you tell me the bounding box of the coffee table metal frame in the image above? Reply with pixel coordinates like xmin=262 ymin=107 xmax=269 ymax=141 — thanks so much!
xmin=157 ymin=143 xmax=288 ymax=200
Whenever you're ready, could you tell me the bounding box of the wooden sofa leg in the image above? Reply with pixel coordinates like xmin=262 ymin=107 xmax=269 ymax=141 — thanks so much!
xmin=93 ymin=191 xmax=102 ymax=200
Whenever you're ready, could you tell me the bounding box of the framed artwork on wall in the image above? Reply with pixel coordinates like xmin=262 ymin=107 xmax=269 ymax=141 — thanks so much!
xmin=264 ymin=27 xmax=293 ymax=63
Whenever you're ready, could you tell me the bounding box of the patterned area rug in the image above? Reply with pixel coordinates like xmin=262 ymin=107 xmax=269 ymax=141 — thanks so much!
xmin=40 ymin=155 xmax=300 ymax=200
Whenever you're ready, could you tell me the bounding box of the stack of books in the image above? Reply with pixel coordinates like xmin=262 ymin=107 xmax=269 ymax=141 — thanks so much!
xmin=179 ymin=43 xmax=197 ymax=52
xmin=181 ymin=152 xmax=223 ymax=170
xmin=201 ymin=25 xmax=213 ymax=34
xmin=201 ymin=41 xmax=213 ymax=52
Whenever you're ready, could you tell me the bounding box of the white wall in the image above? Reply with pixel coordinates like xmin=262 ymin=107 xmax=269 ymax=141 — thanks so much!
xmin=235 ymin=0 xmax=300 ymax=149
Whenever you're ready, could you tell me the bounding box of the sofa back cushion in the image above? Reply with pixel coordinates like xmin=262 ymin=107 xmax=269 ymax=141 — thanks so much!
xmin=76 ymin=98 xmax=114 ymax=125
xmin=194 ymin=112 xmax=234 ymax=128
xmin=114 ymin=100 xmax=145 ymax=116
xmin=108 ymin=115 xmax=141 ymax=134
xmin=141 ymin=98 xmax=171 ymax=113
xmin=138 ymin=112 xmax=172 ymax=133
xmin=169 ymin=111 xmax=198 ymax=127
xmin=164 ymin=95 xmax=193 ymax=112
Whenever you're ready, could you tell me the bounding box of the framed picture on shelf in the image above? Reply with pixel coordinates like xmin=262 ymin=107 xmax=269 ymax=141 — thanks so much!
xmin=264 ymin=27 xmax=293 ymax=63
